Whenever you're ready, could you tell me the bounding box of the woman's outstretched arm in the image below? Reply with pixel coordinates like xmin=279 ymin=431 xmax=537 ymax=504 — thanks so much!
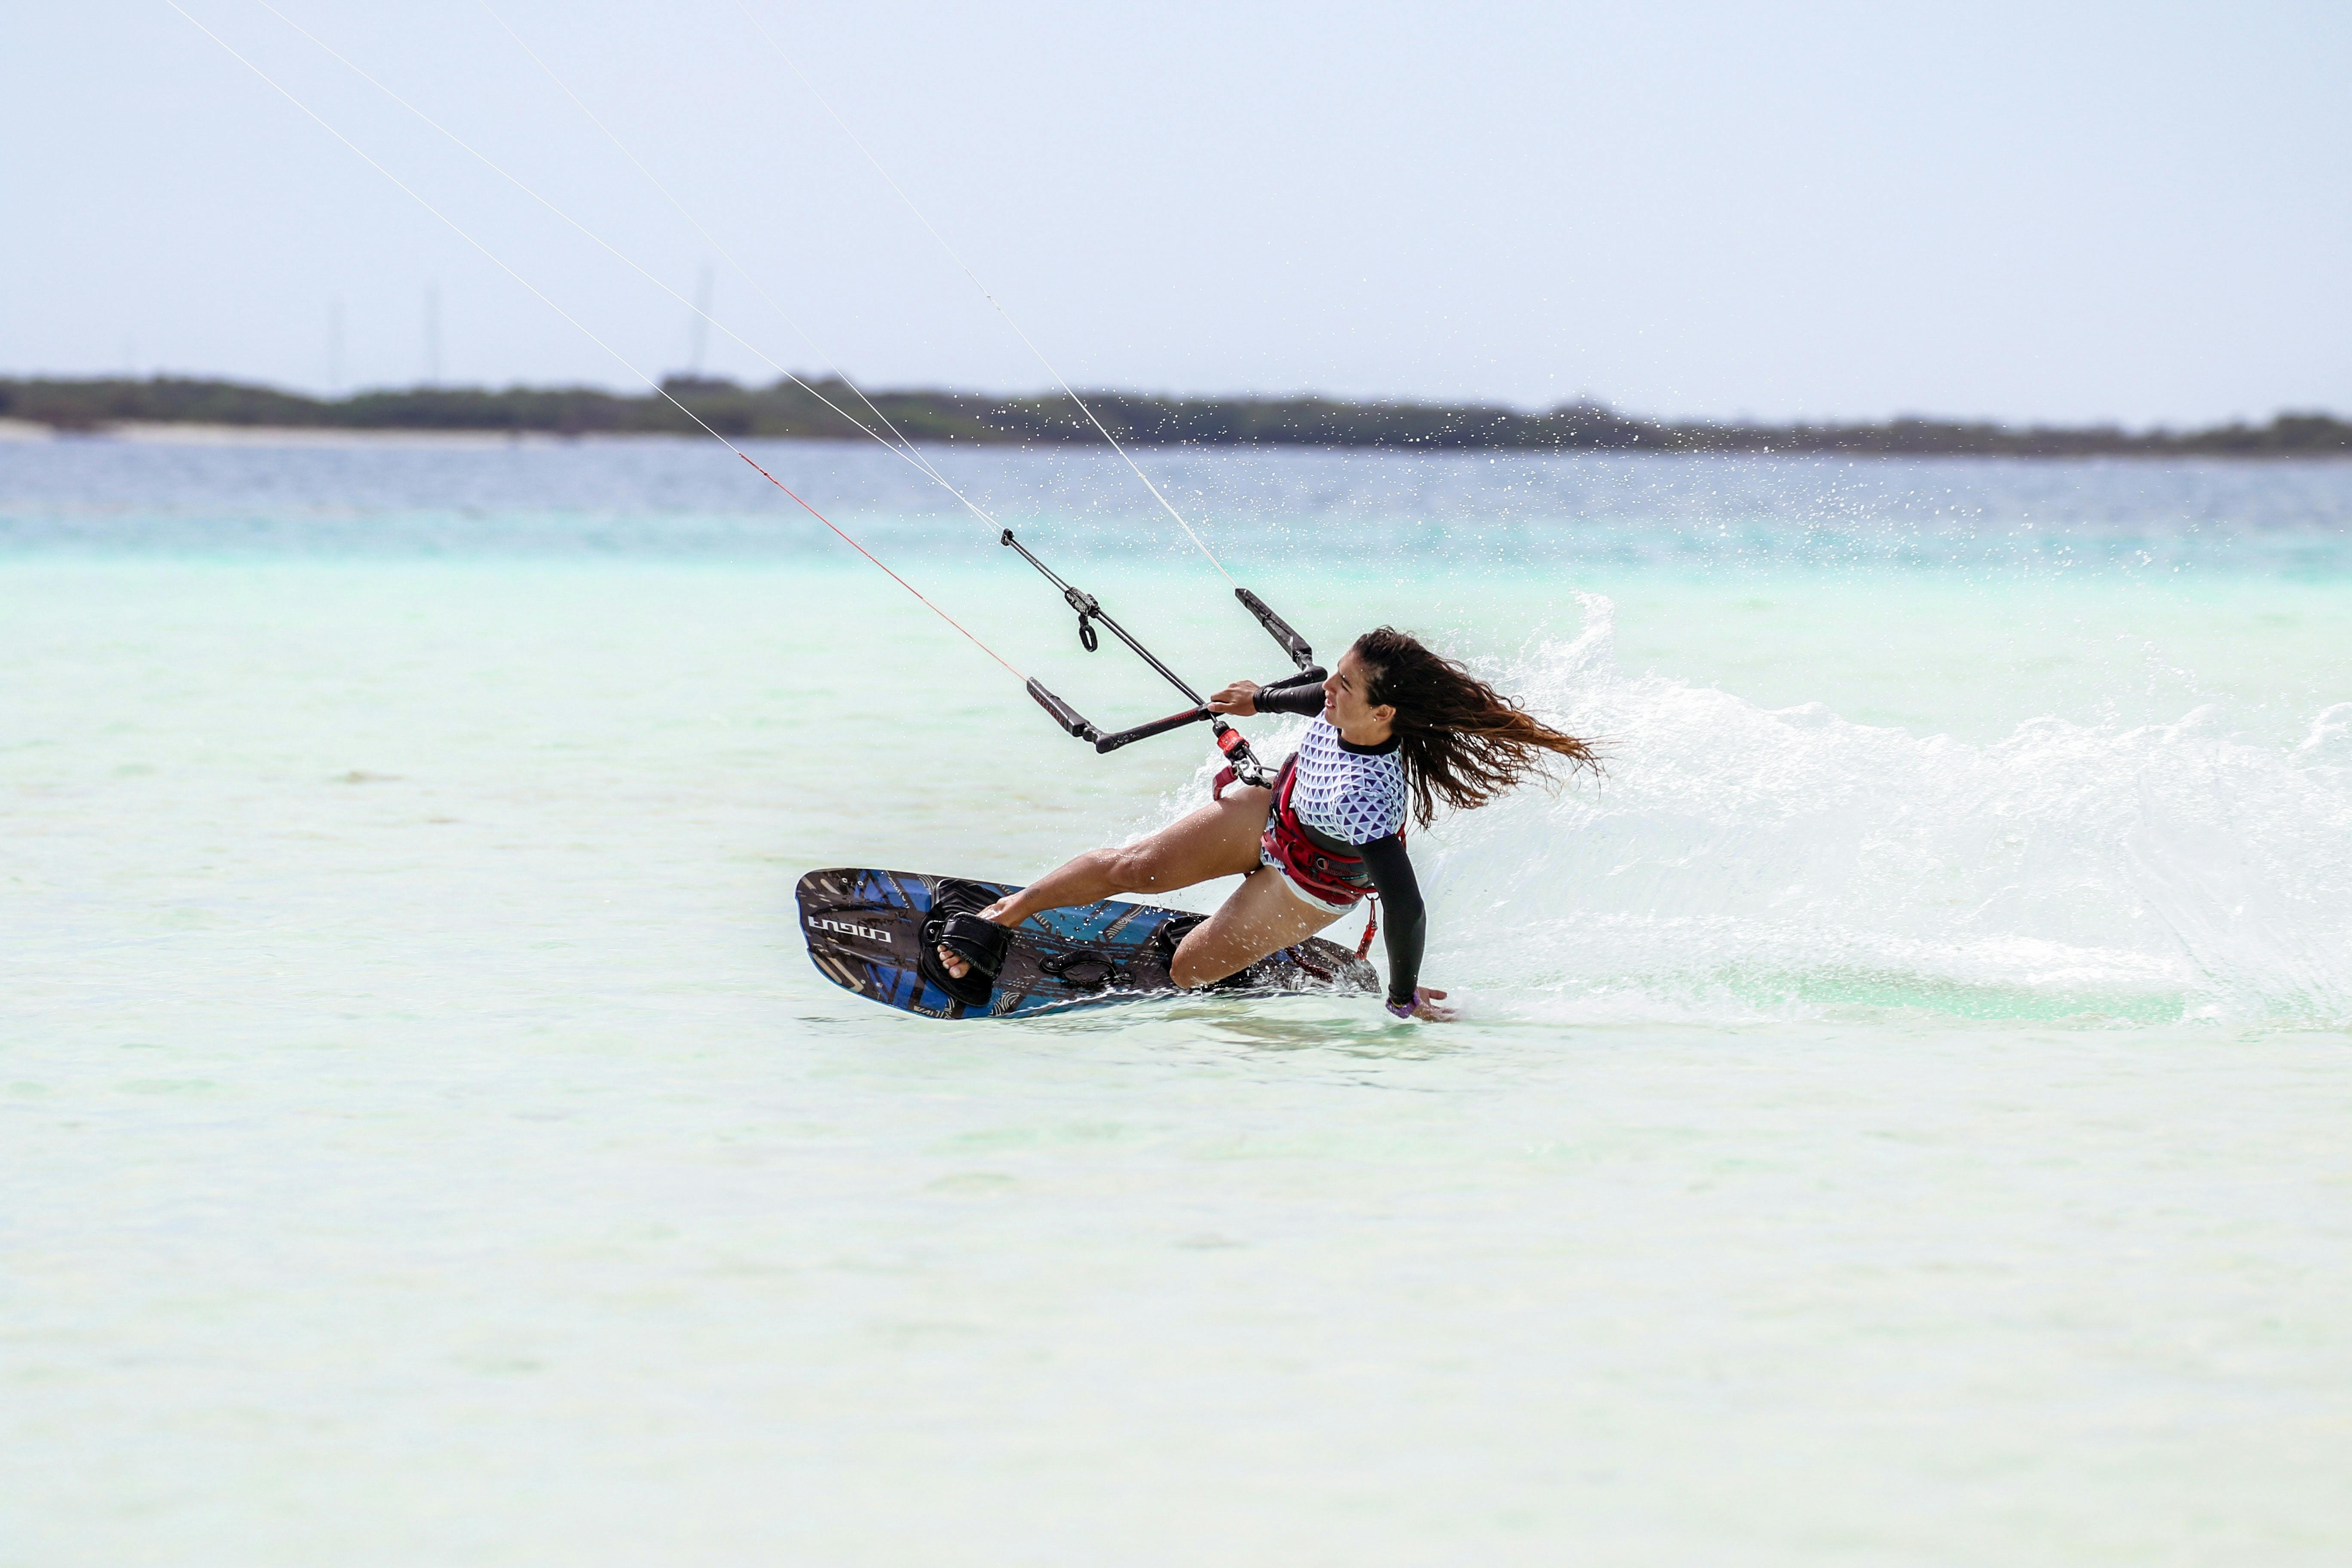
xmin=1359 ymin=836 xmax=1446 ymax=1019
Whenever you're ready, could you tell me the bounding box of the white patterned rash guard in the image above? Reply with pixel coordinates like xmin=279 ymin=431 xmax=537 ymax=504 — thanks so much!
xmin=1287 ymin=716 xmax=1408 ymax=845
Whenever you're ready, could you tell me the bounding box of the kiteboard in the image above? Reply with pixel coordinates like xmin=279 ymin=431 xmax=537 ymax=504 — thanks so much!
xmin=796 ymin=867 xmax=1378 ymax=1020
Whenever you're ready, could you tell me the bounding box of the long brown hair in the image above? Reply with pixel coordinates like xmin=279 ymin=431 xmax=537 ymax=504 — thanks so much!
xmin=1353 ymin=627 xmax=1599 ymax=827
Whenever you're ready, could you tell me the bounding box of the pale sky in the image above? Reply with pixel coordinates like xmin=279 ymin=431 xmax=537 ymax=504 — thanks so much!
xmin=6 ymin=0 xmax=2347 ymax=424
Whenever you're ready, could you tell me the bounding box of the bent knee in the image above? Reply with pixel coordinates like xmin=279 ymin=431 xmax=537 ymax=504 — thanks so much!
xmin=1168 ymin=942 xmax=1240 ymax=991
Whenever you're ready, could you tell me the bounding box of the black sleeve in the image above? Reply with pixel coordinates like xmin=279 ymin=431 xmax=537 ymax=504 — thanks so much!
xmin=1252 ymin=681 xmax=1324 ymax=716
xmin=1357 ymin=835 xmax=1425 ymax=1011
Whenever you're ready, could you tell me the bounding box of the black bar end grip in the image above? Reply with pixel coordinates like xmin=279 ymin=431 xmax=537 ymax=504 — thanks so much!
xmin=1094 ymin=704 xmax=1210 ymax=753
xmin=1026 ymin=677 xmax=1100 ymax=743
xmin=1235 ymin=587 xmax=1314 ymax=670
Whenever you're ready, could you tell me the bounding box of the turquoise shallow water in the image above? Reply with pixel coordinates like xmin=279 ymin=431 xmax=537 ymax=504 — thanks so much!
xmin=6 ymin=439 xmax=2352 ymax=1563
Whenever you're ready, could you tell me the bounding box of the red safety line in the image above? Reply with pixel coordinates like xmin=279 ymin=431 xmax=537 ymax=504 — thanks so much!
xmin=735 ymin=451 xmax=1023 ymax=680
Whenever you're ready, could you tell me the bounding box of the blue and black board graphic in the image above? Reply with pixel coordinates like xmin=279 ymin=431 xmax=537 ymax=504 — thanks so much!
xmin=796 ymin=867 xmax=1378 ymax=1019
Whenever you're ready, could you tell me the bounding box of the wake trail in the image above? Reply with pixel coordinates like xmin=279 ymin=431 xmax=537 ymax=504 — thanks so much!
xmin=1182 ymin=597 xmax=2352 ymax=1028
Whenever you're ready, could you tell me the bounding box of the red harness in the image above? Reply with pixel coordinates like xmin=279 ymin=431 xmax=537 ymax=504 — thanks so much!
xmin=1259 ymin=754 xmax=1375 ymax=907
xmin=1214 ymin=753 xmax=1388 ymax=960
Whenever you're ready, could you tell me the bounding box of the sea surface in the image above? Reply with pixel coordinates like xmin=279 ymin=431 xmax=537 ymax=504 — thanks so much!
xmin=7 ymin=436 xmax=2351 ymax=1565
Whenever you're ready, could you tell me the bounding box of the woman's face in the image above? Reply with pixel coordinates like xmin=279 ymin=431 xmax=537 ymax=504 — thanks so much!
xmin=1323 ymin=646 xmax=1396 ymax=737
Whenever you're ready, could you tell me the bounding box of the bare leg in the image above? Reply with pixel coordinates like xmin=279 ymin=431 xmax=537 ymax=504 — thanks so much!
xmin=938 ymin=785 xmax=1270 ymax=977
xmin=1168 ymin=862 xmax=1347 ymax=988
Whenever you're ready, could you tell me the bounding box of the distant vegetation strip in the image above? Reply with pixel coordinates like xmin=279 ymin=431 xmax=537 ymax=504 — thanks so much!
xmin=3 ymin=375 xmax=2345 ymax=457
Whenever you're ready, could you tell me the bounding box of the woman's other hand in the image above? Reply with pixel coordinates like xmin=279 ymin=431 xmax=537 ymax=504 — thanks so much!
xmin=1207 ymin=678 xmax=1262 ymax=716
xmin=1407 ymin=986 xmax=1455 ymax=1022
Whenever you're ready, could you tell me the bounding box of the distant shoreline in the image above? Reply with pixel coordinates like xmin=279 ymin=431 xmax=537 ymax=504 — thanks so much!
xmin=3 ymin=376 xmax=2345 ymax=459
xmin=0 ymin=418 xmax=574 ymax=448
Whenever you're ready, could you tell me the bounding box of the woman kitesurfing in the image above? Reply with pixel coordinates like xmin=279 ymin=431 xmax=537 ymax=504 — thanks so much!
xmin=933 ymin=628 xmax=1598 ymax=1021
xmin=175 ymin=1 xmax=1602 ymax=1021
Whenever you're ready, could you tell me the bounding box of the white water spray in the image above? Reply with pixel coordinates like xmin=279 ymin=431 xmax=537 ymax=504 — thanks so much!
xmin=1180 ymin=597 xmax=2352 ymax=1027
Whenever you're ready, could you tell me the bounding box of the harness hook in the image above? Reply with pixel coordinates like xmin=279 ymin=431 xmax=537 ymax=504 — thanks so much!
xmin=1210 ymin=717 xmax=1273 ymax=790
